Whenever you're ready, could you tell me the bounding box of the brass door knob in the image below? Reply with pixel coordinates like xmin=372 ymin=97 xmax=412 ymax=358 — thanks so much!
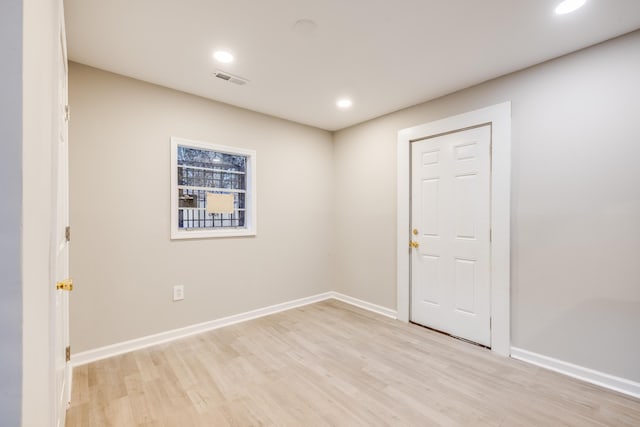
xmin=56 ymin=278 xmax=73 ymax=291
xmin=409 ymin=241 xmax=419 ymax=249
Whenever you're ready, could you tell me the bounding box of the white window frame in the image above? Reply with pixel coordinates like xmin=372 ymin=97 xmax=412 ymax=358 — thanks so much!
xmin=170 ymin=137 xmax=257 ymax=239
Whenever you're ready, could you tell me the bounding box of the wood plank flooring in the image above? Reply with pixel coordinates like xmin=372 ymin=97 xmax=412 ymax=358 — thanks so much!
xmin=66 ymin=300 xmax=640 ymax=426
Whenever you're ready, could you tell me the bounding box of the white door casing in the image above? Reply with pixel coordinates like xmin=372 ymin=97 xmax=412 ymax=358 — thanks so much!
xmin=53 ymin=13 xmax=70 ymax=427
xmin=397 ymin=102 xmax=511 ymax=356
xmin=410 ymin=126 xmax=491 ymax=346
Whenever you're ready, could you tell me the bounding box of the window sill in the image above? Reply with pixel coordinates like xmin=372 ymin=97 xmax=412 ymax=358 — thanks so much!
xmin=170 ymin=228 xmax=256 ymax=240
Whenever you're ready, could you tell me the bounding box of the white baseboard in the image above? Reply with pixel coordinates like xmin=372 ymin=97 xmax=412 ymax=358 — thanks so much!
xmin=72 ymin=292 xmax=332 ymax=366
xmin=71 ymin=292 xmax=397 ymax=367
xmin=330 ymin=292 xmax=397 ymax=319
xmin=511 ymin=347 xmax=640 ymax=399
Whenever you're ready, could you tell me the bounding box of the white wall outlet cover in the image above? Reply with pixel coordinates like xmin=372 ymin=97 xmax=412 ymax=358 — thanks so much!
xmin=173 ymin=285 xmax=184 ymax=301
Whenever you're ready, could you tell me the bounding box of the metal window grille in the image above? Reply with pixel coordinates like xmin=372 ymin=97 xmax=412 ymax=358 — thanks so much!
xmin=177 ymin=145 xmax=247 ymax=230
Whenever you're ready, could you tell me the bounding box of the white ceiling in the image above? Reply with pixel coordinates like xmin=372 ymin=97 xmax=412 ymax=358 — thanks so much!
xmin=65 ymin=0 xmax=640 ymax=131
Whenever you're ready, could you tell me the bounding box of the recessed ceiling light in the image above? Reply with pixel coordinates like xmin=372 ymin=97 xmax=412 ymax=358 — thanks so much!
xmin=555 ymin=0 xmax=586 ymax=15
xmin=213 ymin=50 xmax=234 ymax=63
xmin=336 ymin=99 xmax=353 ymax=109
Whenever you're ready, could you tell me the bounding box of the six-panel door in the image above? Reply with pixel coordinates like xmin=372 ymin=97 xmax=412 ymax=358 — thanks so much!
xmin=410 ymin=125 xmax=491 ymax=346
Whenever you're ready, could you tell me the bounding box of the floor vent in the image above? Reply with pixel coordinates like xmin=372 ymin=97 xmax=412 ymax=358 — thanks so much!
xmin=213 ymin=70 xmax=249 ymax=86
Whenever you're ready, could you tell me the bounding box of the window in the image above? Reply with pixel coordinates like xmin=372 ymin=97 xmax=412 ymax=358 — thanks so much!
xmin=171 ymin=137 xmax=256 ymax=239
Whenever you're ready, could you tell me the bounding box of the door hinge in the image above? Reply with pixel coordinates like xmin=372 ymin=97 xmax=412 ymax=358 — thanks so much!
xmin=64 ymin=105 xmax=70 ymax=122
xmin=65 ymin=226 xmax=71 ymax=242
xmin=65 ymin=346 xmax=71 ymax=363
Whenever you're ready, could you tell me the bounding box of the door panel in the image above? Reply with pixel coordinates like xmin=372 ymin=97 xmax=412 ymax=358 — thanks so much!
xmin=421 ymin=178 xmax=440 ymax=236
xmin=454 ymin=174 xmax=477 ymax=238
xmin=419 ymin=254 xmax=441 ymax=305
xmin=454 ymin=258 xmax=476 ymax=314
xmin=410 ymin=125 xmax=491 ymax=346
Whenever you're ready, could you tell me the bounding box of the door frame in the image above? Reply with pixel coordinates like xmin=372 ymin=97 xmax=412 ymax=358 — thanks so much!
xmin=396 ymin=102 xmax=511 ymax=356
xmin=53 ymin=4 xmax=70 ymax=426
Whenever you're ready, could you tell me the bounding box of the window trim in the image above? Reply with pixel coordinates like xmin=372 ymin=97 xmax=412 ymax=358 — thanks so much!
xmin=170 ymin=137 xmax=257 ymax=239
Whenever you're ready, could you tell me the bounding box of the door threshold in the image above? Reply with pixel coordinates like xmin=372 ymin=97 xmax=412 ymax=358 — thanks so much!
xmin=409 ymin=321 xmax=490 ymax=350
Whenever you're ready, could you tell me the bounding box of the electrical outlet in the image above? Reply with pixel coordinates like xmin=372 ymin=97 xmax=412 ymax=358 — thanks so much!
xmin=173 ymin=285 xmax=184 ymax=301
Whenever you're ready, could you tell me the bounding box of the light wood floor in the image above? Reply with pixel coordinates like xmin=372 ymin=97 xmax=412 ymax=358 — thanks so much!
xmin=66 ymin=300 xmax=640 ymax=426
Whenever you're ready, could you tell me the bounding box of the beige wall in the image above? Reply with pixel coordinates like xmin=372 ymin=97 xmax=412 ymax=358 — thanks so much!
xmin=333 ymin=30 xmax=640 ymax=382
xmin=69 ymin=63 xmax=333 ymax=352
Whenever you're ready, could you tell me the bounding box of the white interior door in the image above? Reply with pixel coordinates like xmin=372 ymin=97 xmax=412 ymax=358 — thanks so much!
xmin=410 ymin=125 xmax=491 ymax=346
xmin=54 ymin=21 xmax=70 ymax=427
